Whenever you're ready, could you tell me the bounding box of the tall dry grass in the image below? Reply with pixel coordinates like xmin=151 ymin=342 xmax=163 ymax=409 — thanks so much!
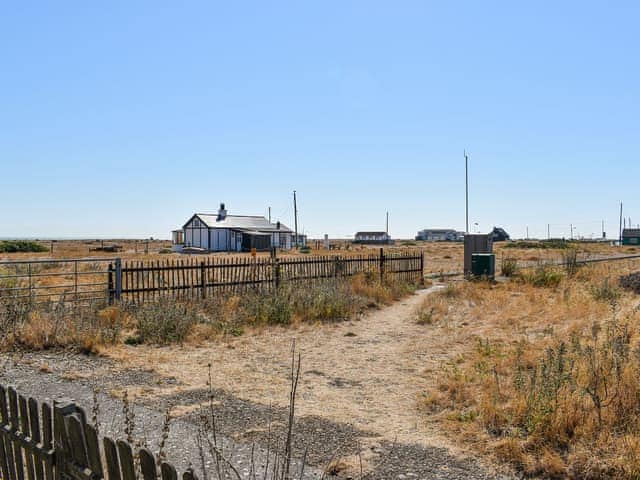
xmin=1 ymin=274 xmax=419 ymax=350
xmin=416 ymin=260 xmax=640 ymax=478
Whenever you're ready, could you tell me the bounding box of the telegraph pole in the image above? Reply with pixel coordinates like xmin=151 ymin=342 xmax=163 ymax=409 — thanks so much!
xmin=547 ymin=223 xmax=550 ymax=240
xmin=619 ymin=202 xmax=624 ymax=246
xmin=268 ymin=206 xmax=271 ymax=223
xmin=465 ymin=151 xmax=469 ymax=234
xmin=293 ymin=190 xmax=299 ymax=248
xmin=570 ymin=223 xmax=573 ymax=240
xmin=386 ymin=211 xmax=389 ymax=235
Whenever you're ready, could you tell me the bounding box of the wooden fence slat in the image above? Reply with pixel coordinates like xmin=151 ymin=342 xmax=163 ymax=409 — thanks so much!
xmin=0 ymin=385 xmax=13 ymax=480
xmin=161 ymin=461 xmax=178 ymax=480
xmin=139 ymin=448 xmax=158 ymax=480
xmin=8 ymin=388 xmax=25 ymax=480
xmin=117 ymin=439 xmax=137 ymax=480
xmin=41 ymin=403 xmax=53 ymax=480
xmin=103 ymin=437 xmax=121 ymax=480
xmin=65 ymin=414 xmax=88 ymax=469
xmin=84 ymin=423 xmax=103 ymax=477
xmin=18 ymin=395 xmax=36 ymax=480
xmin=27 ymin=399 xmax=44 ymax=480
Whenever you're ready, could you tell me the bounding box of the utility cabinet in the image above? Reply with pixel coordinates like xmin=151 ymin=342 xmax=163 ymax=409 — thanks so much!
xmin=471 ymin=253 xmax=495 ymax=278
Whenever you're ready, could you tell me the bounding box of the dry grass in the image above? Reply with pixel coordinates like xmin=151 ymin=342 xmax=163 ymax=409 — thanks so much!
xmin=416 ymin=259 xmax=640 ymax=478
xmin=0 ymin=274 xmax=419 ymax=351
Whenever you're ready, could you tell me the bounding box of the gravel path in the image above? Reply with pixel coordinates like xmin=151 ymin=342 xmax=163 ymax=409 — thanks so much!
xmin=0 ymin=287 xmax=517 ymax=479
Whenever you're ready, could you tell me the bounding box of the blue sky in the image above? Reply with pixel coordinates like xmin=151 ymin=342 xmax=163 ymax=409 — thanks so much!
xmin=1 ymin=1 xmax=638 ymax=240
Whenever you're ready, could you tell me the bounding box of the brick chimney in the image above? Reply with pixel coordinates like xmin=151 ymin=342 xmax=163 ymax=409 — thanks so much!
xmin=217 ymin=203 xmax=227 ymax=221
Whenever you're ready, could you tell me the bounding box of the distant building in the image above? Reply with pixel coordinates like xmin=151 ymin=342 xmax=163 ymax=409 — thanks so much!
xmin=415 ymin=229 xmax=462 ymax=242
xmin=292 ymin=233 xmax=307 ymax=247
xmin=354 ymin=231 xmax=392 ymax=244
xmin=622 ymin=228 xmax=640 ymax=246
xmin=172 ymin=203 xmax=293 ymax=252
xmin=490 ymin=227 xmax=511 ymax=242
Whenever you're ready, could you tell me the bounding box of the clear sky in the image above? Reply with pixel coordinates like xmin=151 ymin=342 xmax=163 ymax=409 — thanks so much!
xmin=1 ymin=1 xmax=638 ymax=240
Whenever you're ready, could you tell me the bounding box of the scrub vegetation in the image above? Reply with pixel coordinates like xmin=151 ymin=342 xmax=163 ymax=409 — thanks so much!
xmin=416 ymin=259 xmax=640 ymax=478
xmin=0 ymin=273 xmax=419 ymax=350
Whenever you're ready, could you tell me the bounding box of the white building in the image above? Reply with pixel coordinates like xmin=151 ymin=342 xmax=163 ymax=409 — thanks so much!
xmin=416 ymin=229 xmax=462 ymax=242
xmin=353 ymin=231 xmax=392 ymax=244
xmin=173 ymin=203 xmax=293 ymax=252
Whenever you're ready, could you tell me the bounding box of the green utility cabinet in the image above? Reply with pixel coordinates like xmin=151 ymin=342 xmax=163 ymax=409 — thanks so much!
xmin=471 ymin=253 xmax=495 ymax=278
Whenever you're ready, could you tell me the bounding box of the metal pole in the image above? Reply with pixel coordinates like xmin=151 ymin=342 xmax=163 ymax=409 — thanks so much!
xmin=293 ymin=190 xmax=298 ymax=248
xmin=620 ymin=202 xmax=624 ymax=246
xmin=570 ymin=223 xmax=573 ymax=240
xmin=465 ymin=151 xmax=469 ymax=234
xmin=547 ymin=224 xmax=550 ymax=240
xmin=268 ymin=206 xmax=271 ymax=223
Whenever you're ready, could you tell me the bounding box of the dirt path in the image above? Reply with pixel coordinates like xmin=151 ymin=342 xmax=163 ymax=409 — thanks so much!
xmin=1 ymin=287 xmax=514 ymax=478
xmin=110 ymin=288 xmax=439 ymax=440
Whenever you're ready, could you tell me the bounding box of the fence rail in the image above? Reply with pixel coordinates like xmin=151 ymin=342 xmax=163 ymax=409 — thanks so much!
xmin=116 ymin=250 xmax=424 ymax=303
xmin=0 ymin=258 xmax=113 ymax=305
xmin=0 ymin=384 xmax=195 ymax=480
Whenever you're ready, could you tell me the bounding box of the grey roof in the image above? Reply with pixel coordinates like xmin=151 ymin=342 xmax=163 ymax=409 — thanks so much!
xmin=623 ymin=228 xmax=640 ymax=236
xmin=418 ymin=229 xmax=457 ymax=234
xmin=191 ymin=214 xmax=292 ymax=232
xmin=355 ymin=231 xmax=389 ymax=236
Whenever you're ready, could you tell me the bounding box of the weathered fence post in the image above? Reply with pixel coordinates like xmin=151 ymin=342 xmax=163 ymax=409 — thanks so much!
xmin=379 ymin=248 xmax=385 ymax=284
xmin=274 ymin=258 xmax=281 ymax=289
xmin=200 ymin=261 xmax=206 ymax=299
xmin=108 ymin=264 xmax=114 ymax=304
xmin=420 ymin=251 xmax=425 ymax=285
xmin=114 ymin=258 xmax=122 ymax=301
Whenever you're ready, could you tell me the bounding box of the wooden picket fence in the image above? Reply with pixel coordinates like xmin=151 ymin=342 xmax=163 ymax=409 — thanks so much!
xmin=110 ymin=250 xmax=424 ymax=303
xmin=0 ymin=384 xmax=195 ymax=480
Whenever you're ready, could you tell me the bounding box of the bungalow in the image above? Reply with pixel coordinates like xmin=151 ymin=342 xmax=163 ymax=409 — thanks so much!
xmin=173 ymin=203 xmax=293 ymax=252
xmin=415 ymin=229 xmax=461 ymax=242
xmin=354 ymin=231 xmax=392 ymax=244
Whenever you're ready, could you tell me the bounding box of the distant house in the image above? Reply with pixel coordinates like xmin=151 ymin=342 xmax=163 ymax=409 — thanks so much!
xmin=622 ymin=228 xmax=640 ymax=246
xmin=354 ymin=232 xmax=392 ymax=244
xmin=415 ymin=229 xmax=462 ymax=242
xmin=172 ymin=203 xmax=293 ymax=252
xmin=292 ymin=233 xmax=308 ymax=247
xmin=490 ymin=227 xmax=511 ymax=242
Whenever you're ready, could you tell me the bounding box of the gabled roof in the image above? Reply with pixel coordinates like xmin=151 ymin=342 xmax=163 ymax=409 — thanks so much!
xmin=184 ymin=214 xmax=292 ymax=232
xmin=419 ymin=229 xmax=457 ymax=234
xmin=623 ymin=228 xmax=640 ymax=236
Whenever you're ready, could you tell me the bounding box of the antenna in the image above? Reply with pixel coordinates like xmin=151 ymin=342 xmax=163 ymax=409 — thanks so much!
xmin=293 ymin=190 xmax=298 ymax=248
xmin=465 ymin=151 xmax=469 ymax=234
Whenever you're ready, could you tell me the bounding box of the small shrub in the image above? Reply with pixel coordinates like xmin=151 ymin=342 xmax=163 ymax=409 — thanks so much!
xmin=620 ymin=272 xmax=640 ymax=294
xmin=442 ymin=282 xmax=459 ymax=297
xmin=590 ymin=278 xmax=621 ymax=303
xmin=0 ymin=240 xmax=48 ymax=253
xmin=134 ymin=298 xmax=198 ymax=344
xmin=520 ymin=264 xmax=563 ymax=288
xmin=416 ymin=307 xmax=435 ymax=325
xmin=243 ymin=289 xmax=292 ymax=326
xmin=501 ymin=258 xmax=518 ymax=277
xmin=562 ymin=248 xmax=580 ymax=277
